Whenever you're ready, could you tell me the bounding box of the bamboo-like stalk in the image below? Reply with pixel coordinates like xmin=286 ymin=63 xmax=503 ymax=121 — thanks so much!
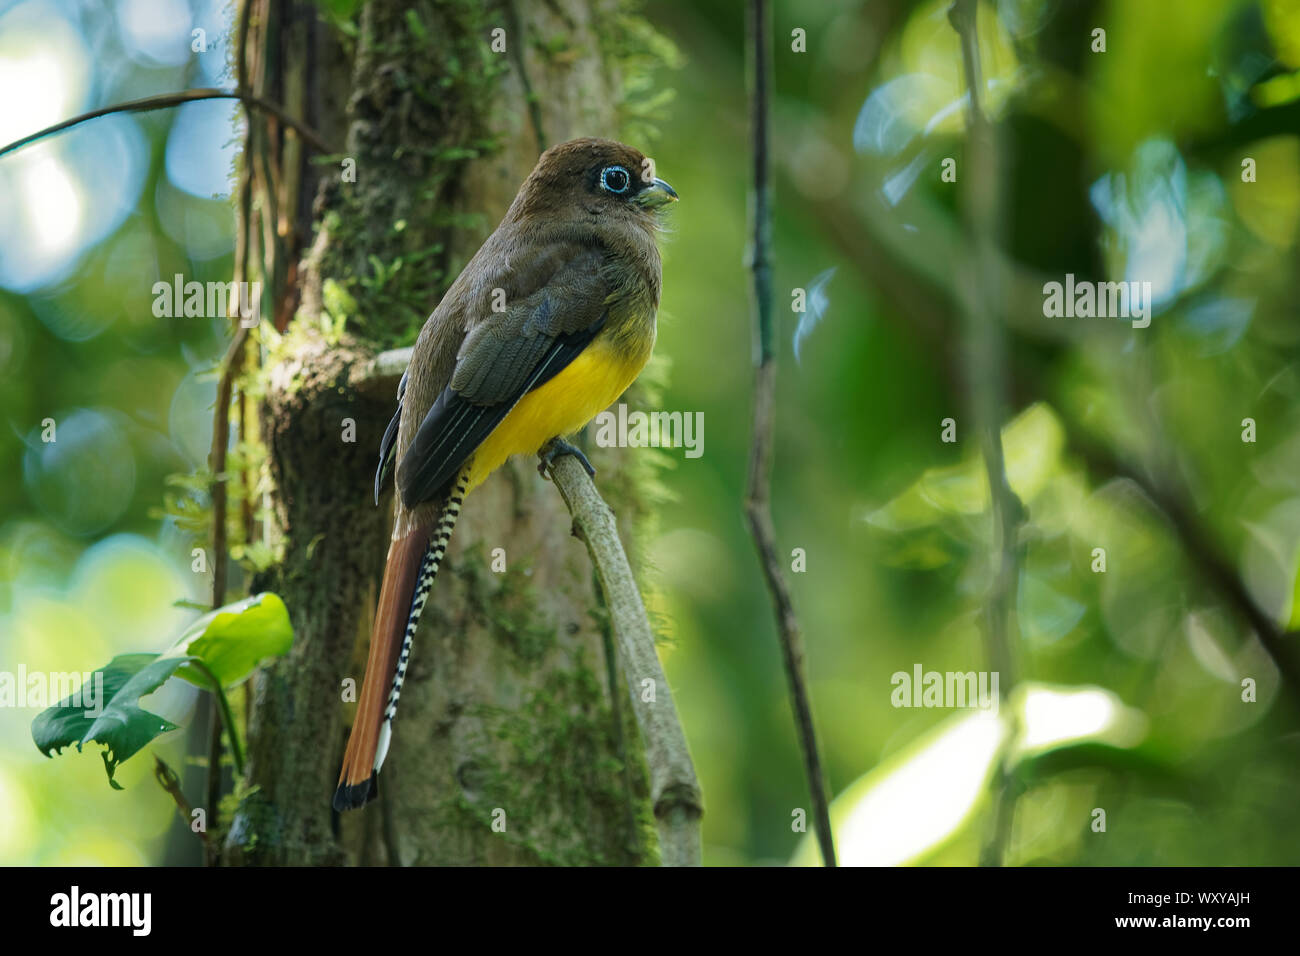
xmin=948 ymin=0 xmax=1025 ymax=868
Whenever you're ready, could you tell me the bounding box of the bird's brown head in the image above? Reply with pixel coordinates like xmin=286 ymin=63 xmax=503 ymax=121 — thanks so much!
xmin=509 ymin=137 xmax=678 ymax=230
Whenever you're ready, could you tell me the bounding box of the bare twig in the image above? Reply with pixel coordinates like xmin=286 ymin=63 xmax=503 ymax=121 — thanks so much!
xmin=744 ymin=0 xmax=837 ymax=868
xmin=154 ymin=756 xmax=212 ymax=852
xmin=210 ymin=328 xmax=250 ymax=607
xmin=235 ymin=0 xmax=258 ymax=555
xmin=949 ymin=0 xmax=1024 ymax=868
xmin=0 ymin=87 xmax=332 ymax=160
xmin=543 ymin=450 xmax=703 ymax=867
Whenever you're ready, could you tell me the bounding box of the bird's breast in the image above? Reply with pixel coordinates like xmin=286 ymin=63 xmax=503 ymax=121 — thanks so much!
xmin=464 ymin=320 xmax=654 ymax=492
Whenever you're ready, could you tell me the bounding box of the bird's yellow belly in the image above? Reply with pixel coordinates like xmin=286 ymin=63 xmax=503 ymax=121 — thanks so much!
xmin=464 ymin=338 xmax=648 ymax=492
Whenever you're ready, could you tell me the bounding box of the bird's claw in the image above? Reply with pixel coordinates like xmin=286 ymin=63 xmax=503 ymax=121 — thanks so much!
xmin=538 ymin=438 xmax=596 ymax=479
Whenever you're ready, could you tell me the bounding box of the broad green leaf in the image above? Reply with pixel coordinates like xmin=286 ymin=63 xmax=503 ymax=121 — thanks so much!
xmin=167 ymin=592 xmax=293 ymax=688
xmin=32 ymin=653 xmax=190 ymax=789
xmin=32 ymin=591 xmax=293 ymax=789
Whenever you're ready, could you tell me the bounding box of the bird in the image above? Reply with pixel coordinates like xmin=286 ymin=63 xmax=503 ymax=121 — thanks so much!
xmin=334 ymin=138 xmax=677 ymax=811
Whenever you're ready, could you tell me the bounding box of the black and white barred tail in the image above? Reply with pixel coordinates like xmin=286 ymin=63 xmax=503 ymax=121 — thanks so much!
xmin=333 ymin=467 xmax=469 ymax=812
xmin=373 ymin=470 xmax=469 ymax=774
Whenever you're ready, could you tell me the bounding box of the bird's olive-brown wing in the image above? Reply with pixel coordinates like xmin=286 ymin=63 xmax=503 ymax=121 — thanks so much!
xmin=373 ymin=368 xmax=407 ymax=505
xmin=394 ymin=248 xmax=609 ymax=508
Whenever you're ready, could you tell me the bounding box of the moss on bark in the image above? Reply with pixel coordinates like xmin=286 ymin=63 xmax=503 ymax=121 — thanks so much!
xmin=224 ymin=0 xmax=678 ymax=866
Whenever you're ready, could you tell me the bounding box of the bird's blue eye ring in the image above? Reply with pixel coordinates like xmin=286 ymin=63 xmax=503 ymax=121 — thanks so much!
xmin=600 ymin=165 xmax=631 ymax=194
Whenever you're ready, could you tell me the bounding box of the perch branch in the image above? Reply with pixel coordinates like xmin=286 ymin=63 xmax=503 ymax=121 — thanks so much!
xmin=744 ymin=0 xmax=837 ymax=867
xmin=543 ymin=450 xmax=703 ymax=867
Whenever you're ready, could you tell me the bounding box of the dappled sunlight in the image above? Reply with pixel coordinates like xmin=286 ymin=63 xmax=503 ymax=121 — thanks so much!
xmin=165 ymin=99 xmax=241 ymax=200
xmin=1015 ymin=684 xmax=1147 ymax=756
xmin=826 ymin=711 xmax=1004 ymax=867
xmin=792 ymin=683 xmax=1147 ymax=866
xmin=0 ymin=3 xmax=96 ymax=291
xmin=20 ymin=157 xmax=83 ymax=255
xmin=0 ymin=10 xmax=86 ymax=147
xmin=116 ymin=0 xmax=194 ymax=67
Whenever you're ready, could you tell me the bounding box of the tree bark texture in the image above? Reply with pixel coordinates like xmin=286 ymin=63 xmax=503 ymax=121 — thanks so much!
xmin=224 ymin=0 xmax=665 ymax=866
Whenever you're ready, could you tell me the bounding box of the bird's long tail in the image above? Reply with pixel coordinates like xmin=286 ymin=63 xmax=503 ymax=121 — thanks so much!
xmin=333 ymin=470 xmax=469 ymax=811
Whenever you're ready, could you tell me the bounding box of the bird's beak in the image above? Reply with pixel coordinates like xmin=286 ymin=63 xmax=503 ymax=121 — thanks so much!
xmin=634 ymin=177 xmax=679 ymax=208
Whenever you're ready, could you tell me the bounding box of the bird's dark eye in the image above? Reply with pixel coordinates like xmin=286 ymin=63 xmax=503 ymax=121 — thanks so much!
xmin=600 ymin=165 xmax=631 ymax=194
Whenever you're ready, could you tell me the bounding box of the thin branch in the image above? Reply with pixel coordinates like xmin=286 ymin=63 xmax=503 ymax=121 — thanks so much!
xmin=0 ymin=87 xmax=332 ymax=160
xmin=204 ymin=163 xmax=253 ymax=861
xmin=202 ymin=696 xmax=223 ymax=866
xmin=154 ymin=756 xmax=212 ymax=852
xmin=949 ymin=0 xmax=1024 ymax=868
xmin=210 ymin=327 xmax=249 ymax=605
xmin=543 ymin=449 xmax=703 ymax=867
xmin=202 ymin=3 xmax=259 ymax=866
xmin=744 ymin=0 xmax=837 ymax=868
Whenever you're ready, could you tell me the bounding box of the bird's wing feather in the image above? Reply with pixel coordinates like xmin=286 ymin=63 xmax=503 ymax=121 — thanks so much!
xmin=373 ymin=368 xmax=408 ymax=504
xmin=395 ymin=247 xmax=608 ymax=508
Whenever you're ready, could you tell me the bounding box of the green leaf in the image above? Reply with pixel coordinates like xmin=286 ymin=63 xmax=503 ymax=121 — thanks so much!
xmin=32 ymin=592 xmax=293 ymax=789
xmin=32 ymin=653 xmax=190 ymax=788
xmin=167 ymin=592 xmax=293 ymax=689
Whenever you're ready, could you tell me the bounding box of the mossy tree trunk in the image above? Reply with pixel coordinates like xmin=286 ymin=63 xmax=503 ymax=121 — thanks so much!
xmin=223 ymin=0 xmax=663 ymax=866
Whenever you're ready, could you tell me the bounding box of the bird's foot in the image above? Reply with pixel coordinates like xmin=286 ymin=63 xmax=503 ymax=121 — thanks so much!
xmin=538 ymin=438 xmax=596 ymax=479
